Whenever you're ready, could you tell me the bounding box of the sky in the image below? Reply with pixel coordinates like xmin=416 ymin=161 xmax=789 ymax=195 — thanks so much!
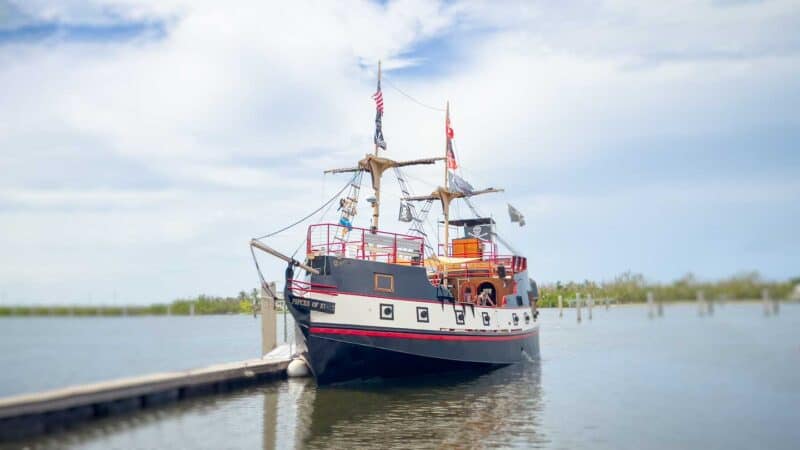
xmin=0 ymin=0 xmax=798 ymax=304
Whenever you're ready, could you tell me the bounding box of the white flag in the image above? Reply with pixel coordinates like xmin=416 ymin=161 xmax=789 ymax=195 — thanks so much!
xmin=508 ymin=203 xmax=525 ymax=226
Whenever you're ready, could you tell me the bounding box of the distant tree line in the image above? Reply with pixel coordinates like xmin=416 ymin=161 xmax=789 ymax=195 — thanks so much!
xmin=0 ymin=289 xmax=263 ymax=317
xmin=1 ymin=272 xmax=797 ymax=316
xmin=537 ymin=271 xmax=798 ymax=307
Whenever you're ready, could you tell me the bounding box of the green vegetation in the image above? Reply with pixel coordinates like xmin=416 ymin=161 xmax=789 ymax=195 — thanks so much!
xmin=537 ymin=271 xmax=796 ymax=307
xmin=0 ymin=272 xmax=795 ymax=316
xmin=0 ymin=289 xmax=264 ymax=317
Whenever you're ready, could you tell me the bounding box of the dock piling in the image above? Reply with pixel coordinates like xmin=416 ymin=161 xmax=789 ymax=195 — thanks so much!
xmin=762 ymin=288 xmax=771 ymax=316
xmin=647 ymin=292 xmax=655 ymax=319
xmin=558 ymin=295 xmax=563 ymax=318
xmin=261 ymin=282 xmax=278 ymax=356
xmin=587 ymin=294 xmax=593 ymax=320
xmin=697 ymin=291 xmax=706 ymax=317
xmin=576 ymin=293 xmax=582 ymax=323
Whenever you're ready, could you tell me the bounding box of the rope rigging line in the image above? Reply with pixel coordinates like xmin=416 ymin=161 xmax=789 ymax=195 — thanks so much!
xmin=381 ymin=75 xmax=447 ymax=113
xmin=291 ymin=178 xmax=342 ymax=258
xmin=251 ymin=173 xmax=357 ymax=298
xmin=252 ymin=171 xmax=359 ymax=241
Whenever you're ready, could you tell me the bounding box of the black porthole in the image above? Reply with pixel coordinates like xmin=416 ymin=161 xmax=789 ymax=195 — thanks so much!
xmin=482 ymin=312 xmax=491 ymax=326
xmin=454 ymin=308 xmax=465 ymax=325
xmin=524 ymin=312 xmax=531 ymax=324
xmin=380 ymin=303 xmax=394 ymax=320
xmin=512 ymin=313 xmax=519 ymax=326
xmin=516 ymin=295 xmax=523 ymax=306
xmin=416 ymin=306 xmax=429 ymax=323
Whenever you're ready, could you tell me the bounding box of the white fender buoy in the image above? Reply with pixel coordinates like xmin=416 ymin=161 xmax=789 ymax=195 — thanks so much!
xmin=287 ymin=358 xmax=310 ymax=378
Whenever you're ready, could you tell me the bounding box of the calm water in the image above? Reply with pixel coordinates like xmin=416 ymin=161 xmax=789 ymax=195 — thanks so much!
xmin=1 ymin=303 xmax=799 ymax=449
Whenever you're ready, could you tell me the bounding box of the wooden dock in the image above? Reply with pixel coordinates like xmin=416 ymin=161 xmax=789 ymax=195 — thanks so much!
xmin=0 ymin=356 xmax=291 ymax=441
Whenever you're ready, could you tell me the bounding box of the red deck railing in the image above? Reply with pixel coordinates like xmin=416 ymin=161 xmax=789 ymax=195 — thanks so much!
xmin=307 ymin=223 xmax=425 ymax=266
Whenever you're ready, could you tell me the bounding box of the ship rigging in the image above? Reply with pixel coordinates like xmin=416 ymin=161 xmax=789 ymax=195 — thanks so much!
xmin=249 ymin=62 xmax=539 ymax=384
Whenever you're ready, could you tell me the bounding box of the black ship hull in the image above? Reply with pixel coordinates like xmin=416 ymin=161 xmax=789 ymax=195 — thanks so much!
xmin=284 ymin=255 xmax=540 ymax=385
xmin=291 ymin=312 xmax=539 ymax=385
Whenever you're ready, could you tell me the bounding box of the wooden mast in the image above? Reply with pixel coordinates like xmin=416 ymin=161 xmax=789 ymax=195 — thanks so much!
xmin=403 ymin=102 xmax=503 ymax=287
xmin=443 ymin=101 xmax=450 ymax=258
xmin=374 ymin=60 xmax=381 ymax=157
xmin=325 ymin=62 xmax=446 ymax=234
xmin=371 ymin=61 xmax=382 ymax=231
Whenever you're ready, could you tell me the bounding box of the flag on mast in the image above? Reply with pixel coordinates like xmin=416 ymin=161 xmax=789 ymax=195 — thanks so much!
xmin=508 ymin=203 xmax=526 ymax=227
xmin=446 ymin=113 xmax=457 ymax=169
xmin=373 ymin=78 xmax=387 ymax=150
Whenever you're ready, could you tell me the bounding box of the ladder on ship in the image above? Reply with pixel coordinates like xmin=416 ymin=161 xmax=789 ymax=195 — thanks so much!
xmin=394 ymin=167 xmax=435 ymax=257
xmin=334 ymin=172 xmax=364 ymax=245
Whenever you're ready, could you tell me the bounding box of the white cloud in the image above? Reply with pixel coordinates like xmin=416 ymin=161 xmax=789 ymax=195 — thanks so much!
xmin=1 ymin=0 xmax=798 ymax=302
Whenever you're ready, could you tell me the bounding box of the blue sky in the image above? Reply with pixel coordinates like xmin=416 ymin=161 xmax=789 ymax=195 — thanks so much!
xmin=0 ymin=0 xmax=798 ymax=304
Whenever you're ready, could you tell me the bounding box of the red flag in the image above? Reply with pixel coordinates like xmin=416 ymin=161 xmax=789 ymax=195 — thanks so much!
xmin=446 ymin=117 xmax=454 ymax=139
xmin=447 ymin=146 xmax=457 ymax=169
xmin=446 ymin=115 xmax=457 ymax=169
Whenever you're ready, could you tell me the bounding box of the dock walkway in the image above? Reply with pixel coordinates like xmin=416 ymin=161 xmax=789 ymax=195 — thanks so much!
xmin=0 ymin=355 xmax=291 ymax=441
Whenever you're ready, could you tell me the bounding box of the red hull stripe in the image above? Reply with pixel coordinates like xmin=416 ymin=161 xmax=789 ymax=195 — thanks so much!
xmin=310 ymin=326 xmax=536 ymax=342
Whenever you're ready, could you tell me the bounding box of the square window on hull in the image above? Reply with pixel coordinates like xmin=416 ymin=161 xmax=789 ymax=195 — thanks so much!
xmin=374 ymin=273 xmax=394 ymax=293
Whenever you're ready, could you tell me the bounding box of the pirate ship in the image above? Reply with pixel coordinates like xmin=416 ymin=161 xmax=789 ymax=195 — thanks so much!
xmin=250 ymin=63 xmax=539 ymax=385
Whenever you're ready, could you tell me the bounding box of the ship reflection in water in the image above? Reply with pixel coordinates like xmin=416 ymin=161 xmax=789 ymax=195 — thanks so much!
xmin=292 ymin=362 xmax=545 ymax=449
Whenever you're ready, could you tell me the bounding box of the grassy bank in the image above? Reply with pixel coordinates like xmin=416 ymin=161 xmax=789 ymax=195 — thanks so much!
xmin=1 ymin=272 xmax=796 ymax=316
xmin=0 ymin=290 xmax=263 ymax=317
xmin=537 ymin=271 xmax=797 ymax=307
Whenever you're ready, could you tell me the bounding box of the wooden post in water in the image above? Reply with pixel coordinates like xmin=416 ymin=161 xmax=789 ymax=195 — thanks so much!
xmin=283 ymin=298 xmax=288 ymax=345
xmin=647 ymin=291 xmax=655 ymax=319
xmin=657 ymin=294 xmax=663 ymax=317
xmin=261 ymin=282 xmax=277 ymax=356
xmin=587 ymin=294 xmax=593 ymax=320
xmin=697 ymin=291 xmax=705 ymax=317
xmin=771 ymin=289 xmax=779 ymax=315
xmin=558 ymin=295 xmax=563 ymax=318
xmin=605 ymin=297 xmax=609 ymax=310
xmin=576 ymin=293 xmax=582 ymax=323
xmin=762 ymin=288 xmax=771 ymax=317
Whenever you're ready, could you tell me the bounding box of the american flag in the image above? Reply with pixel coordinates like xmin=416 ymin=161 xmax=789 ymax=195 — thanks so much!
xmin=373 ymin=84 xmax=384 ymax=113
xmin=373 ymin=79 xmax=386 ymax=149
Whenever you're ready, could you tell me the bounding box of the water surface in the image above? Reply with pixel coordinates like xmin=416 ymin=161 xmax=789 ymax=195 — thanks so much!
xmin=1 ymin=303 xmax=798 ymax=449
